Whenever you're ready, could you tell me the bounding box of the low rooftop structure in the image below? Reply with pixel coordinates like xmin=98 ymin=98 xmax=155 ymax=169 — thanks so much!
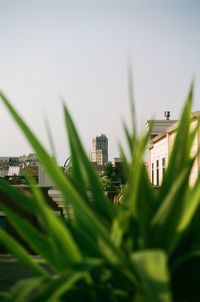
xmin=146 ymin=119 xmax=177 ymax=138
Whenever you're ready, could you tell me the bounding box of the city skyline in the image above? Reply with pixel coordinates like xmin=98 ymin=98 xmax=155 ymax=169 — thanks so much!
xmin=0 ymin=0 xmax=200 ymax=164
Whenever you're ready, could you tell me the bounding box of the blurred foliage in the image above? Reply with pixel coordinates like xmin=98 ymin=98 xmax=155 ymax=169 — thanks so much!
xmin=0 ymin=84 xmax=200 ymax=301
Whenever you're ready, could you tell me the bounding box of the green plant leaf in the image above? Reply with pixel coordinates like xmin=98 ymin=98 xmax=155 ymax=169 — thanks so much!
xmin=29 ymin=271 xmax=85 ymax=302
xmin=0 ymin=92 xmax=138 ymax=276
xmin=150 ymin=159 xmax=194 ymax=254
xmin=8 ymin=277 xmax=45 ymax=302
xmin=0 ymin=203 xmax=59 ymax=269
xmin=63 ymin=105 xmax=114 ymax=225
xmin=131 ymin=250 xmax=172 ymax=302
xmin=0 ymin=292 xmax=9 ymax=302
xmin=0 ymin=228 xmax=46 ymax=277
xmin=0 ymin=178 xmax=36 ymax=214
xmin=1 ymin=84 xmax=199 ymax=301
xmin=159 ymin=83 xmax=193 ymax=201
xmin=28 ymin=181 xmax=82 ymax=266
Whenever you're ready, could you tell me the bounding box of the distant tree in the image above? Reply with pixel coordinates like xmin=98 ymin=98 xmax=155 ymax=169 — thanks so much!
xmin=100 ymin=175 xmax=113 ymax=192
xmin=100 ymin=175 xmax=120 ymax=198
xmin=102 ymin=162 xmax=124 ymax=202
xmin=104 ymin=162 xmax=114 ymax=179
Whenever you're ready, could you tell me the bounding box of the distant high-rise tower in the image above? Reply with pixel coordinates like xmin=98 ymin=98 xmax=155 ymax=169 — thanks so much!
xmin=91 ymin=134 xmax=108 ymax=166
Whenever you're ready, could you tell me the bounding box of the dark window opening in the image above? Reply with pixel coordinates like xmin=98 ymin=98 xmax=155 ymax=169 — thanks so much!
xmin=162 ymin=158 xmax=166 ymax=178
xmin=156 ymin=160 xmax=159 ymax=186
xmin=151 ymin=163 xmax=154 ymax=184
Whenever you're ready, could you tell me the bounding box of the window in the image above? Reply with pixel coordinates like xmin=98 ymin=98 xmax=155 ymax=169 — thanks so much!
xmin=151 ymin=163 xmax=154 ymax=184
xmin=0 ymin=212 xmax=7 ymax=229
xmin=162 ymin=158 xmax=166 ymax=178
xmin=156 ymin=160 xmax=159 ymax=186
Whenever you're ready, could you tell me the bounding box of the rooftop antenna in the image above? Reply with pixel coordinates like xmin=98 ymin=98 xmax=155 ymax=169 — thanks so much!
xmin=164 ymin=111 xmax=170 ymax=120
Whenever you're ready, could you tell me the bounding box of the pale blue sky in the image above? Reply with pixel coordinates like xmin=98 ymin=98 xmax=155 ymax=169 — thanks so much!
xmin=0 ymin=0 xmax=200 ymax=164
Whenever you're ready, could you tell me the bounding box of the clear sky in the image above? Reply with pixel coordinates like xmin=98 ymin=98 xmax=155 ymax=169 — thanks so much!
xmin=0 ymin=0 xmax=200 ymax=164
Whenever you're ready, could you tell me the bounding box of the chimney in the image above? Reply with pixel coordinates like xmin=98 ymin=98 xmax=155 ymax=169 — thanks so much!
xmin=164 ymin=111 xmax=170 ymax=120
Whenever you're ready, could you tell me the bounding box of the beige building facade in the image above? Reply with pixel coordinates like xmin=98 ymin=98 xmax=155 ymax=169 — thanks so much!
xmin=147 ymin=112 xmax=200 ymax=186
